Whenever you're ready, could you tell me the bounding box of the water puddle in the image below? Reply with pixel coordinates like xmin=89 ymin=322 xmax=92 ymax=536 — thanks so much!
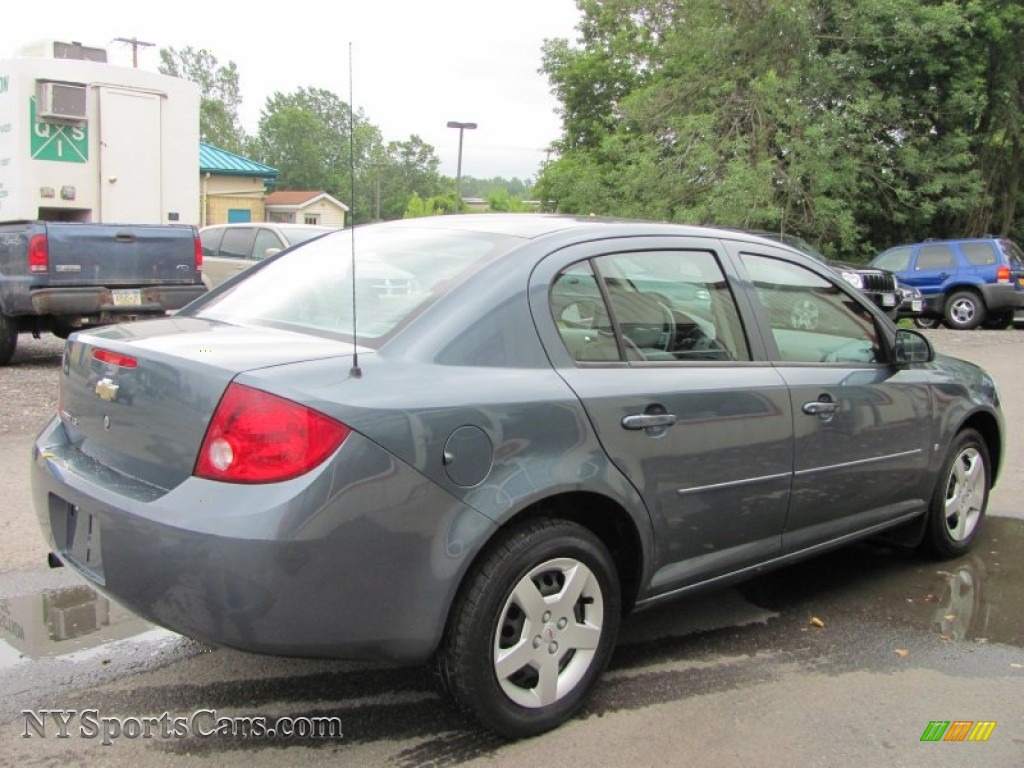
xmin=735 ymin=515 xmax=1024 ymax=648
xmin=0 ymin=571 xmax=167 ymax=670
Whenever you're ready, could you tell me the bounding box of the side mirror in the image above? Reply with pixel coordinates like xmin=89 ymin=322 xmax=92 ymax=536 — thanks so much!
xmin=261 ymin=247 xmax=281 ymax=260
xmin=893 ymin=328 xmax=934 ymax=366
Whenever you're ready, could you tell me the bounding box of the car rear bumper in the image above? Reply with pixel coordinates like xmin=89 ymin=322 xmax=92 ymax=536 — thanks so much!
xmin=29 ymin=285 xmax=207 ymax=316
xmin=978 ymin=283 xmax=1024 ymax=312
xmin=31 ymin=418 xmax=493 ymax=661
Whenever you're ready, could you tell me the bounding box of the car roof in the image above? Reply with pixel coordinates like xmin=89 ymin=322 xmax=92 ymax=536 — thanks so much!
xmin=364 ymin=213 xmax=799 ymax=247
xmin=200 ymin=223 xmax=335 ymax=231
xmin=885 ymin=237 xmax=1006 ymax=248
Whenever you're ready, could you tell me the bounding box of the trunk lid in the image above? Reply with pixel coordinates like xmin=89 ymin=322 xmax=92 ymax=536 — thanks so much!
xmin=58 ymin=317 xmax=365 ymax=491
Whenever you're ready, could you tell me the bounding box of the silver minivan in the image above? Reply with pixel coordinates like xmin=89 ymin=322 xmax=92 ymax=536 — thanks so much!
xmin=199 ymin=223 xmax=335 ymax=288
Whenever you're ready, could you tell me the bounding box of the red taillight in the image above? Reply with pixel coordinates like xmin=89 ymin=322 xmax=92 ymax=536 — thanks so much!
xmin=194 ymin=233 xmax=203 ymax=271
xmin=29 ymin=234 xmax=48 ymax=273
xmin=996 ymin=265 xmax=1010 ymax=283
xmin=194 ymin=382 xmax=350 ymax=484
xmin=92 ymin=349 xmax=138 ymax=368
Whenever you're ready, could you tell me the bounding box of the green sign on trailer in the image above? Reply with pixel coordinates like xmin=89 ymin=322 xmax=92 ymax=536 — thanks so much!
xmin=29 ymin=97 xmax=87 ymax=163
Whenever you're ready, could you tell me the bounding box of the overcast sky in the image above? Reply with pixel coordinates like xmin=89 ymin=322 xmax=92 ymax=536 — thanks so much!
xmin=0 ymin=0 xmax=582 ymax=180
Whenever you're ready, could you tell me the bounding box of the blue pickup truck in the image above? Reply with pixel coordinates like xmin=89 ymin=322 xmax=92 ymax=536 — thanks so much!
xmin=0 ymin=221 xmax=207 ymax=364
xmin=870 ymin=237 xmax=1024 ymax=329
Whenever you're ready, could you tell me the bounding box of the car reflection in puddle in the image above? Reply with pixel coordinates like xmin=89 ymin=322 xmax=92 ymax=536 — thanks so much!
xmin=730 ymin=516 xmax=1024 ymax=649
xmin=0 ymin=579 xmax=163 ymax=669
xmin=615 ymin=516 xmax=1024 ymax=658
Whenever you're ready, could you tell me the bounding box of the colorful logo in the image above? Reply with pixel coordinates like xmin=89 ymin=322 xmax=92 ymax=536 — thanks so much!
xmin=920 ymin=721 xmax=996 ymax=742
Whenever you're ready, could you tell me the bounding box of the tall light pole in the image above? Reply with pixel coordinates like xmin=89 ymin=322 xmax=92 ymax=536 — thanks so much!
xmin=447 ymin=120 xmax=477 ymax=213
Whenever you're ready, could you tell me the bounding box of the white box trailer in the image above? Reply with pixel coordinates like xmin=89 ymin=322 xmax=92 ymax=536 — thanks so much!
xmin=0 ymin=40 xmax=200 ymax=225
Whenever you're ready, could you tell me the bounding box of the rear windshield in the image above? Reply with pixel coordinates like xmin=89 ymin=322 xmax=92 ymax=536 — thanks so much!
xmin=194 ymin=226 xmax=521 ymax=347
xmin=1000 ymin=239 xmax=1024 ymax=266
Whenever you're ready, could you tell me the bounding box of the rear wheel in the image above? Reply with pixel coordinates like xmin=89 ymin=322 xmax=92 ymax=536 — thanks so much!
xmin=944 ymin=290 xmax=985 ymax=330
xmin=918 ymin=429 xmax=990 ymax=559
xmin=436 ymin=518 xmax=621 ymax=739
xmin=0 ymin=314 xmax=17 ymax=365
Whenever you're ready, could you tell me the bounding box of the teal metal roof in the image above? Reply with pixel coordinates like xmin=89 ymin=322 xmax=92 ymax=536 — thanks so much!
xmin=199 ymin=143 xmax=279 ymax=178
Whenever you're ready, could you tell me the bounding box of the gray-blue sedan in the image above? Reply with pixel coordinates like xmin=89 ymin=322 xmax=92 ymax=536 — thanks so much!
xmin=32 ymin=214 xmax=1003 ymax=738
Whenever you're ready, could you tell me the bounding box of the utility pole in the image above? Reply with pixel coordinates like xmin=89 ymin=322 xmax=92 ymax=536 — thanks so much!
xmin=113 ymin=37 xmax=155 ymax=68
xmin=447 ymin=121 xmax=477 ymax=213
xmin=370 ymin=162 xmax=385 ymax=221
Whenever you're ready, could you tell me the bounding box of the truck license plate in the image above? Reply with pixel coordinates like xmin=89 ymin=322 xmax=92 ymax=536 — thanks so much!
xmin=111 ymin=289 xmax=142 ymax=307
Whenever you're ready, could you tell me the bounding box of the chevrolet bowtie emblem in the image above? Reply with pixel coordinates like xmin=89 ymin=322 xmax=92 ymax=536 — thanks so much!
xmin=95 ymin=378 xmax=120 ymax=402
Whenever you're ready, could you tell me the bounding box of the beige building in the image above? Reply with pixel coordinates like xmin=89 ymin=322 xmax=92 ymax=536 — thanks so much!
xmin=265 ymin=190 xmax=349 ymax=227
xmin=199 ymin=143 xmax=279 ymax=227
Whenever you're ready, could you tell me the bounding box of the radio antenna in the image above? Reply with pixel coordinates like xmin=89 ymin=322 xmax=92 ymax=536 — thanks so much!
xmin=348 ymin=42 xmax=362 ymax=378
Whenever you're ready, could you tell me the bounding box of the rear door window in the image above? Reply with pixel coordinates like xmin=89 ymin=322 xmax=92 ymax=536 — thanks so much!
xmin=219 ymin=228 xmax=257 ymax=260
xmin=915 ymin=244 xmax=957 ymax=270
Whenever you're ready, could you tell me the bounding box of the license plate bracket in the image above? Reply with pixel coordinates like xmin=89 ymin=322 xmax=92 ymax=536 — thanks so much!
xmin=52 ymin=499 xmax=104 ymax=582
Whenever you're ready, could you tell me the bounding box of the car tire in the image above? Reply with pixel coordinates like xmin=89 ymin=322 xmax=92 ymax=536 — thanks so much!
xmin=436 ymin=518 xmax=621 ymax=739
xmin=0 ymin=313 xmax=18 ymax=366
xmin=943 ymin=290 xmax=985 ymax=330
xmin=918 ymin=429 xmax=990 ymax=559
xmin=913 ymin=317 xmax=943 ymax=330
xmin=981 ymin=311 xmax=1013 ymax=330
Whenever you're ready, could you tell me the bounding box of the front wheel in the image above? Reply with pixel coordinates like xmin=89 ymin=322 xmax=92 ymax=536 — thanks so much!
xmin=918 ymin=429 xmax=990 ymax=559
xmin=436 ymin=518 xmax=621 ymax=739
xmin=913 ymin=316 xmax=943 ymax=330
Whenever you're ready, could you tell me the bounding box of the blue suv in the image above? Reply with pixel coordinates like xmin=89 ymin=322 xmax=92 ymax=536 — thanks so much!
xmin=870 ymin=238 xmax=1024 ymax=329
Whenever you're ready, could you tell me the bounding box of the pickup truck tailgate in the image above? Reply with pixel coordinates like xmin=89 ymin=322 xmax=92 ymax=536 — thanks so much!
xmin=43 ymin=224 xmax=200 ymax=285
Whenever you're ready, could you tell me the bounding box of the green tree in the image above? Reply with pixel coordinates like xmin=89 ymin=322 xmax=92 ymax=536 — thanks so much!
xmin=486 ymin=188 xmax=533 ymax=212
xmin=539 ymin=0 xmax=1015 ymax=259
xmin=457 ymin=176 xmax=534 ymax=199
xmin=254 ymin=107 xmax=332 ymax=191
xmin=960 ymin=0 xmax=1024 ymax=240
xmin=253 ymin=87 xmax=384 ymax=223
xmin=159 ymin=46 xmax=245 ymax=153
xmin=375 ymin=135 xmax=443 ymax=220
xmin=403 ymin=191 xmax=453 ymax=218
